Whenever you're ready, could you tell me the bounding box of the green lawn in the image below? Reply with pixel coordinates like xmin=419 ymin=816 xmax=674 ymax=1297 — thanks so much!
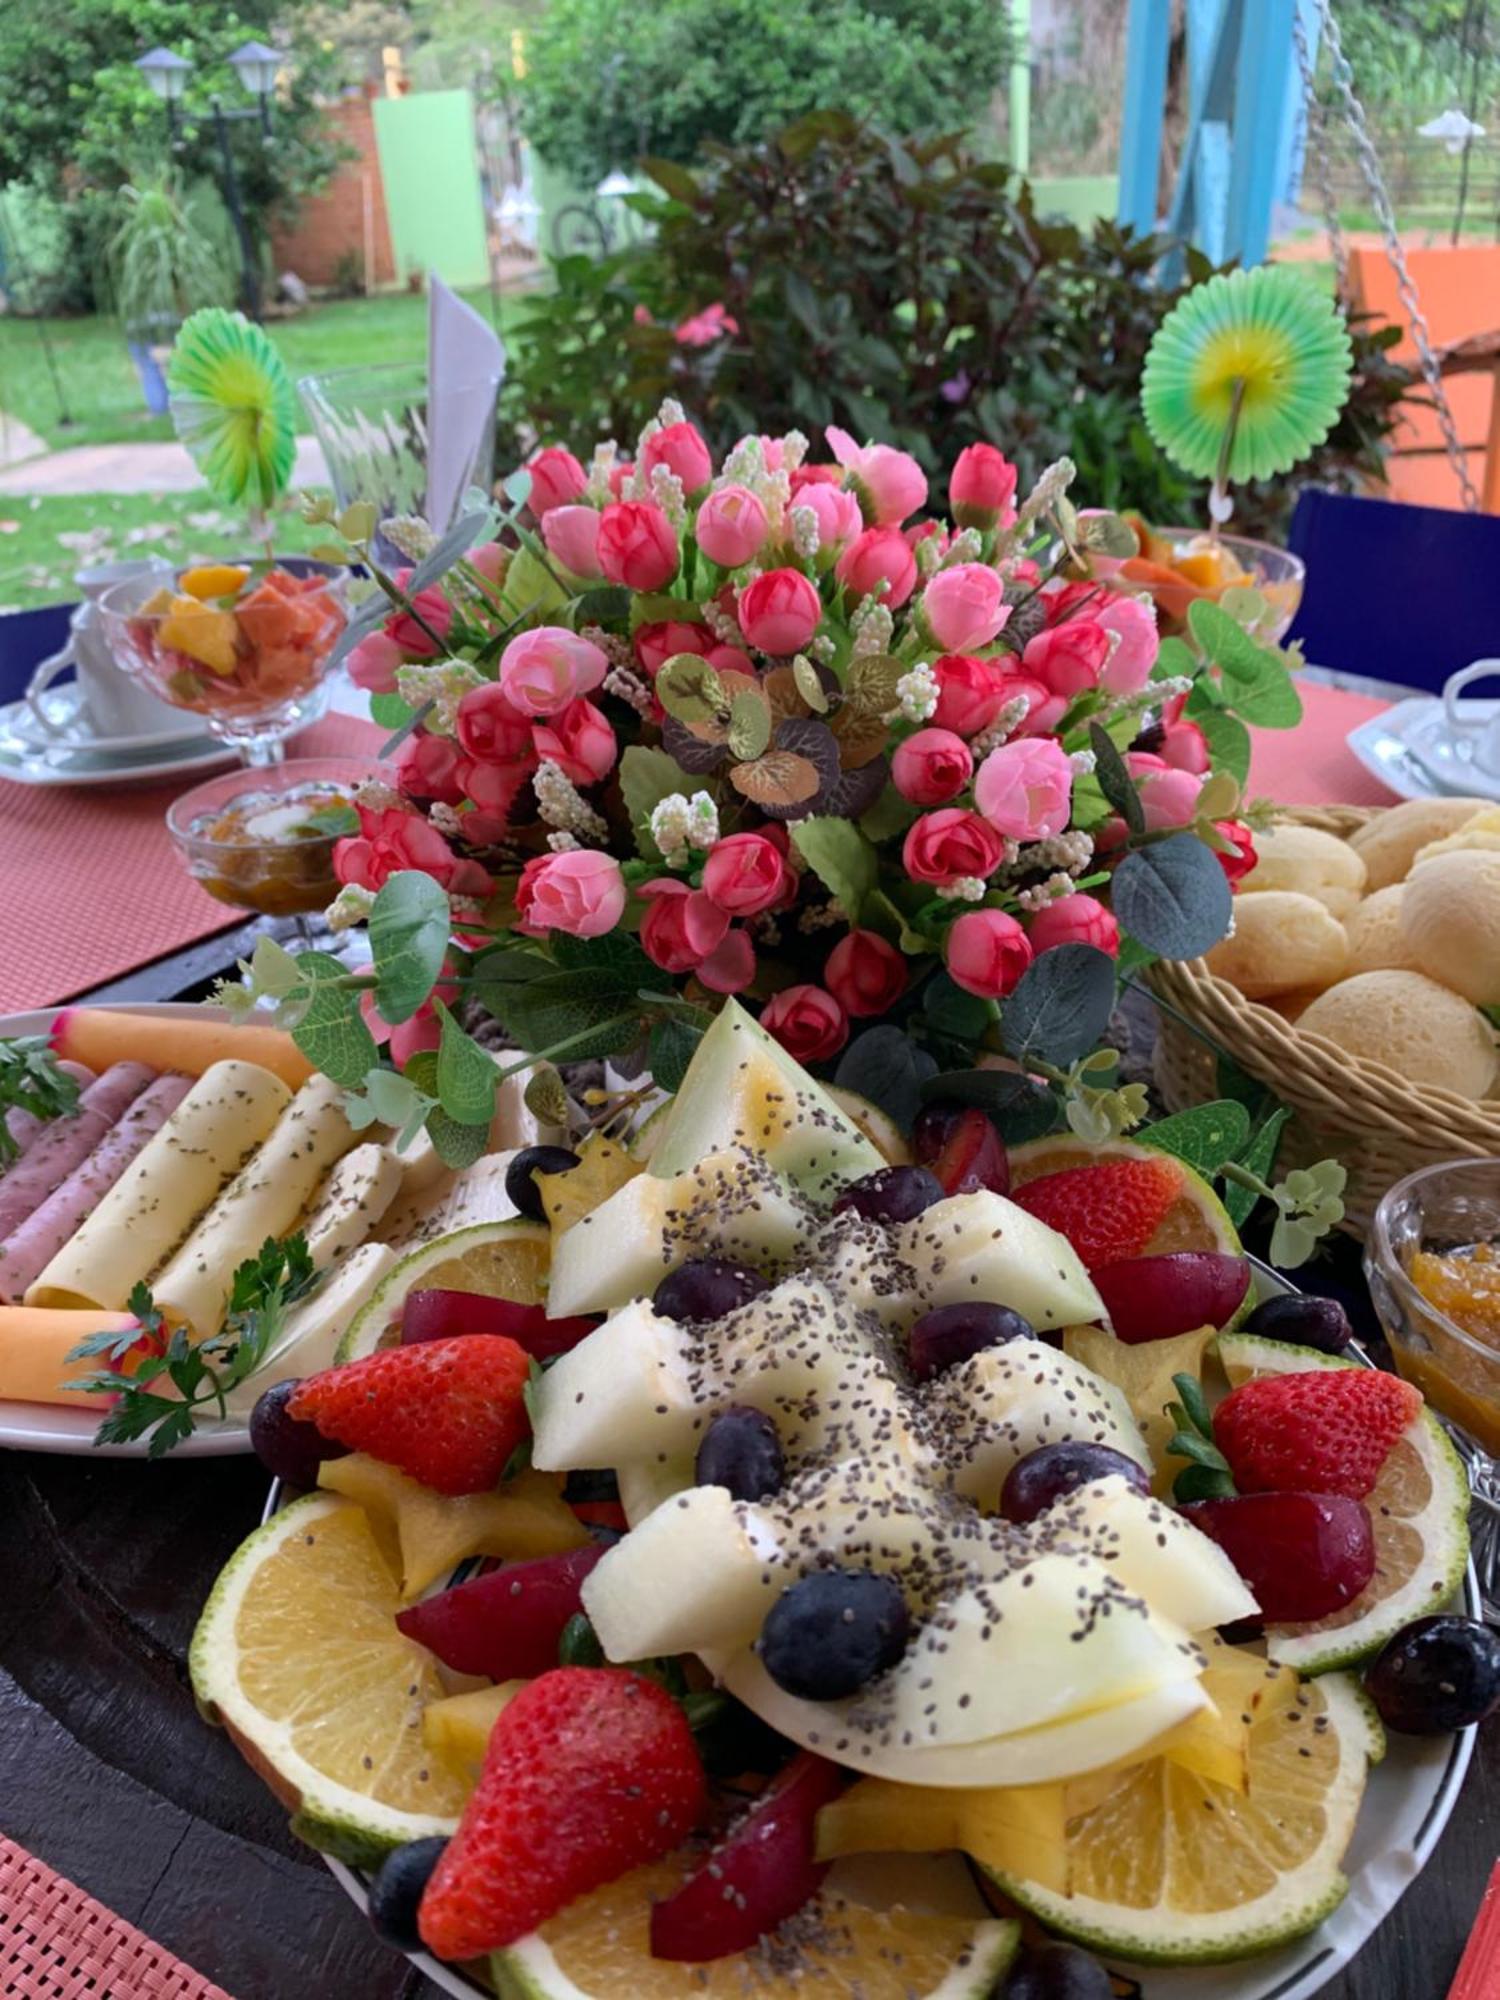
xmin=0 ymin=286 xmax=505 ymax=452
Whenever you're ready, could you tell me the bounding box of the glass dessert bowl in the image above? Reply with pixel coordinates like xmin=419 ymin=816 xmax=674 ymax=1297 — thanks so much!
xmin=167 ymin=757 xmax=374 ymax=927
xmin=1117 ymin=522 xmax=1305 ymax=642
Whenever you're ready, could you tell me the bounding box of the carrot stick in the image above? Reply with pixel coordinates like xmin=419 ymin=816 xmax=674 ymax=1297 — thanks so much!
xmin=51 ymin=1008 xmax=312 ymax=1091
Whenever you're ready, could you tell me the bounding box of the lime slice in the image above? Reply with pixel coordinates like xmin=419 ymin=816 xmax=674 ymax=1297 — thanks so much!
xmin=336 ymin=1218 xmax=551 ymax=1363
xmin=1216 ymin=1333 xmax=1471 ymax=1672
xmin=190 ymin=1492 xmax=469 ymax=1867
xmin=1008 ymin=1136 xmax=1242 ymax=1259
xmin=986 ymin=1663 xmax=1383 ymax=1964
xmin=494 ymin=1855 xmax=1017 ymax=2000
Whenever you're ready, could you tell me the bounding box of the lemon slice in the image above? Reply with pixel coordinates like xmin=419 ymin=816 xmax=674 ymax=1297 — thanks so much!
xmin=1008 ymin=1136 xmax=1242 ymax=1258
xmin=190 ymin=1493 xmax=469 ymax=1866
xmin=495 ymin=1855 xmax=1018 ymax=2000
xmin=986 ymin=1665 xmax=1383 ymax=1964
xmin=1216 ymin=1333 xmax=1471 ymax=1672
xmin=336 ymin=1218 xmax=551 ymax=1363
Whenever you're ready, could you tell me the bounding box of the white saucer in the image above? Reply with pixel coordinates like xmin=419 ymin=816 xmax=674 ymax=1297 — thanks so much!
xmin=8 ymin=682 xmax=210 ymax=756
xmin=1347 ymin=695 xmax=1500 ymax=804
xmin=0 ymin=701 xmax=235 ymax=789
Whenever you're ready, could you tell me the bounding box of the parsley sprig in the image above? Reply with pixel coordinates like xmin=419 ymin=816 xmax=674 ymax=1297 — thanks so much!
xmin=67 ymin=1234 xmax=321 ymax=1458
xmin=0 ymin=1037 xmax=83 ymax=1164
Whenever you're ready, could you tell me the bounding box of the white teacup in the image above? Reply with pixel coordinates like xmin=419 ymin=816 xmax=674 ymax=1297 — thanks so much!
xmin=26 ymin=558 xmax=208 ymax=744
xmin=1442 ymin=658 xmax=1500 ymax=778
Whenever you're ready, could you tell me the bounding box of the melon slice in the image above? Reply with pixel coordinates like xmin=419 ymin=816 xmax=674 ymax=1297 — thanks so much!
xmin=902 ymin=1191 xmax=1106 ymax=1332
xmin=1060 ymin=1476 xmax=1258 ymax=1632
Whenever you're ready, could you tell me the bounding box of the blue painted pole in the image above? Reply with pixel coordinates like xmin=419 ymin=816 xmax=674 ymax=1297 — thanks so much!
xmin=1118 ymin=0 xmax=1173 ymax=235
xmin=1223 ymin=0 xmax=1298 ymax=265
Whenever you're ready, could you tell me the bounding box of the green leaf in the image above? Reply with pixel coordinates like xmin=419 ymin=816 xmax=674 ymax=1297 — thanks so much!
xmin=793 ymin=654 xmax=829 ymax=713
xmin=557 ymin=1612 xmax=604 ymax=1668
xmin=1196 ymin=707 xmax=1252 ymax=788
xmin=290 ymin=953 xmax=379 ymax=1088
xmin=337 ymin=500 xmax=377 ymax=543
xmin=727 ymin=691 xmax=772 ymax=761
xmin=1228 ymin=665 xmax=1303 ymax=730
xmin=524 ymin=1067 xmax=571 ymax=1126
xmin=1112 ymin=834 xmax=1233 ymax=961
xmin=648 ymin=1015 xmax=704 ymax=1093
xmin=922 ymin=971 xmax=994 ymax=1045
xmin=1167 ymin=1429 xmax=1232 ymax=1471
xmin=1188 ymin=599 xmax=1302 ymax=730
xmin=425 ymin=1102 xmax=492 ymax=1170
xmin=1138 ymin=1099 xmax=1251 ymax=1177
xmin=1172 ymin=1371 xmax=1215 ymax=1440
xmin=918 ymin=1068 xmax=1060 ymax=1143
xmin=789 ymin=816 xmax=878 ymax=923
xmin=369 ymin=691 xmax=415 ymax=731
xmin=859 ymin=786 xmax=919 ymax=845
xmin=296 ymin=802 xmax=361 ymax=839
xmin=368 ymin=871 xmax=452 ymax=1025
xmin=1174 ymin=1461 xmax=1238 ymax=1502
xmin=1153 ymin=636 xmax=1197 ymax=681
xmin=567 ymin=585 xmax=631 ymax=624
xmin=1225 ymin=1106 xmax=1291 ymax=1228
xmin=1088 ymin=721 xmax=1145 ymax=836
xmin=656 ymin=654 xmax=726 ymax=727
xmin=1002 ymin=943 xmax=1118 ymax=1068
xmin=549 ymin=932 xmax=654 ymax=979
xmin=834 ymin=1027 xmax=936 ymax=1130
xmin=845 ymin=653 xmax=906 ymax=715
xmin=499 ymin=974 xmax=643 ymax=1063
xmin=435 ymin=1002 xmax=499 ymax=1125
xmin=620 ymin=745 xmax=698 ymax=859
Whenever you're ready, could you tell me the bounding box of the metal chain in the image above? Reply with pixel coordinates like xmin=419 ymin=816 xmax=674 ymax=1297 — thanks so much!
xmin=1293 ymin=8 xmax=1348 ymax=299
xmin=1312 ymin=0 xmax=1482 ymax=511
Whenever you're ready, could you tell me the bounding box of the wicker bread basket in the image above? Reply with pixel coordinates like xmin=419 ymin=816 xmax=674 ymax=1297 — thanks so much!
xmin=1148 ymin=804 xmax=1500 ymax=1239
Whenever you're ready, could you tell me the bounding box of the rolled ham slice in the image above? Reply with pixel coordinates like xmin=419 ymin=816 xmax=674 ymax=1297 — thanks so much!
xmin=0 ymin=1075 xmax=195 ymax=1305
xmin=0 ymin=1063 xmax=155 ymax=1241
xmin=2 ymin=1062 xmax=96 ymax=1168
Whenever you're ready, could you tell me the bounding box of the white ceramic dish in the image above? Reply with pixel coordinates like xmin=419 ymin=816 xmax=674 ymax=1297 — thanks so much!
xmin=10 ymin=680 xmax=212 ymax=755
xmin=0 ymin=700 xmax=236 ymax=789
xmin=1347 ymin=695 xmax=1500 ymax=805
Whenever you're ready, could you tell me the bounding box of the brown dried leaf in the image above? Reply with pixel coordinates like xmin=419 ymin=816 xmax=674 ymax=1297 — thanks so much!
xmin=730 ymin=751 xmax=823 ymax=809
xmin=763 ymin=666 xmax=812 ymax=724
xmin=829 ymin=703 xmax=890 ymax=768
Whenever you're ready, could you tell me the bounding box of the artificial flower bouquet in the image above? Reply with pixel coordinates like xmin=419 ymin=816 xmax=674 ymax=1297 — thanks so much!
xmin=224 ymin=401 xmax=1338 ymax=1253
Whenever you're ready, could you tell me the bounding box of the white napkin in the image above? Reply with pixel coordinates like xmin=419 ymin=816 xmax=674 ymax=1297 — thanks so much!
xmin=425 ymin=275 xmax=505 ymax=533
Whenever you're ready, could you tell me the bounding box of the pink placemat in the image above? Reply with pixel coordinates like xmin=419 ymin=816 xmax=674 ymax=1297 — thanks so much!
xmin=1248 ymin=678 xmax=1399 ymax=808
xmin=0 ymin=1834 xmax=231 ymax=1999
xmin=0 ymin=713 xmax=382 ymax=1016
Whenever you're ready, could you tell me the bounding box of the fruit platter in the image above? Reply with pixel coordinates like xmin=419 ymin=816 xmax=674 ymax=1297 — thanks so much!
xmin=92 ymin=1000 xmax=1478 ymax=2000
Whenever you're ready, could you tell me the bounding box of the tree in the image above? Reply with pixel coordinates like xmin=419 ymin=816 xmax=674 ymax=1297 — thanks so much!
xmin=518 ymin=0 xmax=1014 ymax=186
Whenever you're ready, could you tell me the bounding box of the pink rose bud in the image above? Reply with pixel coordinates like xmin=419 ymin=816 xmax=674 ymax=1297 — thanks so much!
xmin=922 ymin=563 xmax=1009 ymax=652
xmin=825 ymin=425 xmax=928 ymax=525
xmin=396 ymin=729 xmax=465 ymax=806
xmin=531 ymin=696 xmax=618 ymax=786
xmin=597 ymin=500 xmax=680 ymax=592
xmin=526 ymin=446 xmax=588 ymax=518
xmin=695 ymin=483 xmax=770 ymax=568
xmin=468 ymin=540 xmax=510 ymax=585
xmin=498 ymin=626 xmax=610 ymax=718
xmin=638 ymin=878 xmax=731 ymax=974
xmin=457 ymin=756 xmax=534 ymax=830
xmin=608 ymin=460 xmax=634 ymax=499
xmin=949 ymin=443 xmax=1018 ymax=531
xmin=697 ymin=928 xmax=756 ymax=995
xmin=335 ymin=807 xmax=470 ymax=896
xmin=1097 ymin=592 xmax=1159 ymax=694
xmin=931 ymin=654 xmax=1008 ymax=738
xmin=891 ymin=727 xmax=973 ymax=806
xmin=835 ymin=526 xmax=918 ymax=610
xmin=1125 ymin=751 xmax=1206 ymax=830
xmin=515 ymin=849 xmax=627 ymax=939
xmin=824 ymin=929 xmax=908 ymax=1018
xmin=795 ymin=481 xmax=863 ymax=562
xmin=738 ymin=567 xmax=823 ymax=656
xmin=758 ymin=984 xmax=849 ymax=1062
xmin=1023 ymin=619 xmax=1111 ymax=699
xmin=975 ymin=736 xmax=1074 ymax=841
xmin=542 ymin=504 xmax=604 ymax=580
xmin=902 ymin=807 xmax=1007 ymax=886
xmin=455 ymin=681 xmax=535 ymax=764
xmin=946 ymin=908 xmax=1034 ymax=999
xmin=707 ymin=642 xmax=754 ymax=674
xmin=386 ymin=578 xmax=454 ymax=659
xmin=1160 ymin=717 xmax=1210 ymax=775
xmin=789 ymin=462 xmax=842 ymax=493
xmin=635 ymin=620 xmax=709 ymax=676
xmin=999 ymin=672 xmax=1068 ymax=739
xmin=1214 ymin=818 xmax=1257 ymax=885
xmin=1027 ymin=893 xmax=1119 ymax=959
xmin=701 ymin=831 xmax=793 ymax=915
xmin=641 ymin=420 xmax=713 ymax=495
xmin=347 ymin=629 xmax=405 ymax=694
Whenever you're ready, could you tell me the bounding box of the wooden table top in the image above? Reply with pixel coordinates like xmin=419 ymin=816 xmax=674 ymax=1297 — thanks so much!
xmin=2 ymin=924 xmax=1496 ymax=2000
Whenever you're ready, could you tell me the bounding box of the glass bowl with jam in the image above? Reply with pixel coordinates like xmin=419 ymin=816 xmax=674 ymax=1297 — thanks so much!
xmin=167 ymin=757 xmax=374 ymax=922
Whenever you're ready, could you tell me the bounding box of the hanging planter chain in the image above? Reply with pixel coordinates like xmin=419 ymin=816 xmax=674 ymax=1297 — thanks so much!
xmin=1298 ymin=0 xmax=1481 ymax=514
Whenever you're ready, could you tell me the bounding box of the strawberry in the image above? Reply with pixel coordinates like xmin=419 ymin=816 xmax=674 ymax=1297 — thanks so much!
xmin=418 ymin=1667 xmax=705 ymax=1959
xmin=288 ymin=1335 xmax=530 ymax=1496
xmin=1011 ymin=1154 xmax=1184 ymax=1270
xmin=1214 ymin=1368 xmax=1422 ymax=1501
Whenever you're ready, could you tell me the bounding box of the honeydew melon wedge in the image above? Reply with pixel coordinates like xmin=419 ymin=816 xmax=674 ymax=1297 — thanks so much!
xmin=902 ymin=1191 xmax=1106 ymax=1332
xmin=580 ymin=1485 xmax=783 ymax=1658
xmin=1059 ymin=1474 xmax=1259 ymax=1631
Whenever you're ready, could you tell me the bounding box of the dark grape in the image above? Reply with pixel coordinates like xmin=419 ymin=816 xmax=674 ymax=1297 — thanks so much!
xmin=1365 ymin=1616 xmax=1500 ymax=1735
xmin=912 ymin=1102 xmax=964 ymax=1164
xmin=908 ymin=1302 xmax=1035 ymax=1382
xmin=654 ymin=1257 xmax=768 ymax=1323
xmin=1003 ymin=1939 xmax=1114 ymax=1999
xmin=1240 ymin=1292 xmax=1354 ymax=1356
xmin=504 ymin=1145 xmax=582 ymax=1223
xmin=927 ymin=1106 xmax=1009 ymax=1197
xmin=831 ymin=1164 xmax=945 ymax=1224
xmin=696 ymin=1405 xmax=785 ymax=1501
xmin=1000 ymin=1441 xmax=1150 ymax=1524
xmin=249 ymin=1379 xmax=348 ymax=1488
xmin=366 ymin=1835 xmax=448 ymax=1952
xmin=758 ymin=1569 xmax=909 ymax=1701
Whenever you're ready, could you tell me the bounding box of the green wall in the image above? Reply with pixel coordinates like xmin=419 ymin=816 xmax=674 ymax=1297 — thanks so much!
xmin=373 ymin=91 xmax=489 ymax=289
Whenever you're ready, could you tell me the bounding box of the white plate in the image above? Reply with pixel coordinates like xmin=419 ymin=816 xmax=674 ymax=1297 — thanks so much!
xmin=7 ymin=681 xmax=212 ymax=756
xmin=1347 ymin=695 xmax=1500 ymax=805
xmin=0 ymin=1003 xmax=252 ymax=1458
xmin=0 ymin=702 xmax=236 ymax=789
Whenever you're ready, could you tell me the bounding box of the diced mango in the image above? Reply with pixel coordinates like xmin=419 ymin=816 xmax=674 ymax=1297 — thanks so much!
xmin=139 ymin=584 xmax=178 ymax=616
xmin=179 ymin=563 xmax=250 ymax=601
xmin=158 ymin=597 xmax=239 ymax=676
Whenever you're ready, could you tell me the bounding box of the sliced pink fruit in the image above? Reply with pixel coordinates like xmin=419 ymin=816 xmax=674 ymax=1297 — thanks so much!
xmin=1091 ymin=1252 xmax=1250 ymax=1344
xmin=401 ymin=1287 xmax=599 ymax=1359
xmin=649 ymin=1752 xmax=845 ymax=1961
xmin=395 ymin=1543 xmax=605 ymax=1679
xmin=926 ymin=1108 xmax=1009 ymax=1198
xmin=1181 ymin=1492 xmax=1375 ymax=1623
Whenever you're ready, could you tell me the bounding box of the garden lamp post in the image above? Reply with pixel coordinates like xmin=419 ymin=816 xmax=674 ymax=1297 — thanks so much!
xmin=134 ymin=40 xmax=281 ymax=321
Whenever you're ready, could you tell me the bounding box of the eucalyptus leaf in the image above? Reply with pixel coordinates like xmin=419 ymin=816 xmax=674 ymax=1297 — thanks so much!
xmin=289 ymin=952 xmax=378 ymax=1087
xmin=435 ymin=1002 xmax=499 ymax=1125
xmin=648 ymin=1015 xmax=704 ymax=1093
xmin=923 ymin=971 xmax=994 ymax=1044
xmin=1225 ymin=1106 xmax=1291 ymax=1228
xmin=368 ymin=691 xmax=415 ymax=732
xmin=405 ymin=505 xmax=500 ymax=596
xmin=1112 ymin=834 xmax=1232 ymax=961
xmin=1138 ymin=1099 xmax=1251 ymax=1176
xmin=789 ymin=816 xmax=878 ymax=923
xmin=1088 ymin=721 xmax=1144 ymax=835
xmin=1001 ymin=943 xmax=1118 ymax=1067
xmin=919 ymin=1067 xmax=1061 ymax=1143
xmin=336 ymin=500 xmax=377 ymax=543
xmin=369 ymin=871 xmax=452 ymax=1025
xmin=834 ymin=1027 xmax=936 ymax=1130
xmin=1195 ymin=708 xmax=1252 ymax=788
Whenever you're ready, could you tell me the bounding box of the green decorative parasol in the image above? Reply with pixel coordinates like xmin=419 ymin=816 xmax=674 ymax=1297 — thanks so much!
xmin=167 ymin=307 xmax=299 ymax=512
xmin=1141 ymin=267 xmax=1353 ymax=487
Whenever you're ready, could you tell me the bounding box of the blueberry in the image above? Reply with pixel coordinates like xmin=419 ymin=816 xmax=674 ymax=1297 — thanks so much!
xmin=831 ymin=1165 xmax=946 ymax=1225
xmin=504 ymin=1145 xmax=582 ymax=1223
xmin=759 ymin=1569 xmax=909 ymax=1701
xmin=654 ymin=1257 xmax=768 ymax=1323
xmin=249 ymin=1379 xmax=348 ymax=1489
xmin=366 ymin=1835 xmax=448 ymax=1952
xmin=1241 ymin=1293 xmax=1354 ymax=1356
xmin=696 ymin=1405 xmax=785 ymax=1501
xmin=908 ymin=1302 xmax=1035 ymax=1382
xmin=1002 ymin=1939 xmax=1115 ymax=1999
xmin=1000 ymin=1441 xmax=1150 ymax=1525
xmin=1365 ymin=1615 xmax=1500 ymax=1734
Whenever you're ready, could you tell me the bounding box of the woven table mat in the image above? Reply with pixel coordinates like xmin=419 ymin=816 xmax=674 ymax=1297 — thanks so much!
xmin=0 ymin=1835 xmax=232 ymax=1998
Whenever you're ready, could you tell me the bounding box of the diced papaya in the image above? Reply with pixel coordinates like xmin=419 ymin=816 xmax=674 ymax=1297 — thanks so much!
xmin=179 ymin=563 xmax=250 ymax=601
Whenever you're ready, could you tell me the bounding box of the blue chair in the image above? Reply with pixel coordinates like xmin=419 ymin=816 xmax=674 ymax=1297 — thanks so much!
xmin=0 ymin=602 xmax=75 ymax=706
xmin=1286 ymin=489 xmax=1500 ymax=695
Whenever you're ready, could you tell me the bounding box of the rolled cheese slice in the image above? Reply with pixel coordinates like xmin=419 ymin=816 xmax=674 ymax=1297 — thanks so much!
xmin=0 ymin=1306 xmax=142 ymax=1409
xmin=150 ymin=1074 xmax=359 ymax=1337
xmin=26 ymin=1060 xmax=291 ymax=1314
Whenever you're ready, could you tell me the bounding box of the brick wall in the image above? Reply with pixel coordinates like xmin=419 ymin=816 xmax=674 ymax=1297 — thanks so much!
xmin=270 ymin=95 xmax=396 ymax=291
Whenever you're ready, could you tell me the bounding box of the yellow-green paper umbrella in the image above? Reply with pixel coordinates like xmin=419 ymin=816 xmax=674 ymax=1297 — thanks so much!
xmin=167 ymin=307 xmax=298 ymax=511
